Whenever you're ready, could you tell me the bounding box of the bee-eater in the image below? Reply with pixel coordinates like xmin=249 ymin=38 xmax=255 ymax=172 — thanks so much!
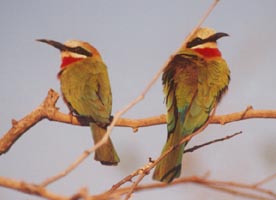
xmin=38 ymin=39 xmax=120 ymax=165
xmin=152 ymin=27 xmax=230 ymax=182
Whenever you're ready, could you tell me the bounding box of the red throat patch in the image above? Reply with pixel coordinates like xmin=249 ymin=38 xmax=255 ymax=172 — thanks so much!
xmin=194 ymin=48 xmax=222 ymax=58
xmin=60 ymin=56 xmax=84 ymax=69
xmin=57 ymin=56 xmax=84 ymax=79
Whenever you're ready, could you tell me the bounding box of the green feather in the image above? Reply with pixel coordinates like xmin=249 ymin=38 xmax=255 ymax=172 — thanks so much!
xmin=59 ymin=57 xmax=119 ymax=165
xmin=153 ymin=49 xmax=230 ymax=182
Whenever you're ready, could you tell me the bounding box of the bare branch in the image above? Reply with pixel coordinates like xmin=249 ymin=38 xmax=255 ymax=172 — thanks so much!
xmin=110 ymin=161 xmax=154 ymax=192
xmin=1 ymin=89 xmax=275 ymax=156
xmin=1 ymin=89 xmax=275 ymax=189
xmin=114 ymin=175 xmax=276 ymax=200
xmin=109 ymin=131 xmax=242 ymax=193
xmin=40 ymin=149 xmax=92 ymax=187
xmin=0 ymin=176 xmax=68 ymax=200
xmin=1 ymin=1 xmax=275 ymax=200
xmin=49 ymin=105 xmax=276 ymax=128
xmin=122 ymin=117 xmax=213 ymax=199
xmin=0 ymin=89 xmax=59 ymax=155
xmin=92 ymin=3 xmax=222 ymax=197
xmin=253 ymin=172 xmax=276 ymax=187
xmin=1 ymin=89 xmax=276 ymax=189
xmin=1 ymin=172 xmax=275 ymax=200
xmin=0 ymin=0 xmax=222 ymax=189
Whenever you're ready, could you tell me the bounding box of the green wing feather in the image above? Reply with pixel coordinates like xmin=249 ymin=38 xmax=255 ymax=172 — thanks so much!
xmin=153 ymin=49 xmax=230 ymax=182
xmin=59 ymin=57 xmax=119 ymax=165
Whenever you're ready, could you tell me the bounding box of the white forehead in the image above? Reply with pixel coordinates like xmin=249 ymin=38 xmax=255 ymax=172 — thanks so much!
xmin=61 ymin=40 xmax=89 ymax=58
xmin=195 ymin=27 xmax=216 ymax=39
xmin=190 ymin=27 xmax=218 ymax=49
xmin=64 ymin=40 xmax=83 ymax=48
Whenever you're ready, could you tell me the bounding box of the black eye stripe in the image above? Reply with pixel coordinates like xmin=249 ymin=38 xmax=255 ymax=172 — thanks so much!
xmin=186 ymin=37 xmax=205 ymax=48
xmin=186 ymin=32 xmax=228 ymax=48
xmin=68 ymin=46 xmax=92 ymax=57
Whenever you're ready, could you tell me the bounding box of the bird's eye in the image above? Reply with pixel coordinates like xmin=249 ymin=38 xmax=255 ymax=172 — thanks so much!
xmin=186 ymin=37 xmax=204 ymax=48
xmin=193 ymin=37 xmax=203 ymax=43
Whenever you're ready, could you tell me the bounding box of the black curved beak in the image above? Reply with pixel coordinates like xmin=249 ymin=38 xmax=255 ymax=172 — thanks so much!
xmin=207 ymin=32 xmax=229 ymax=42
xmin=36 ymin=39 xmax=68 ymax=51
xmin=37 ymin=39 xmax=92 ymax=57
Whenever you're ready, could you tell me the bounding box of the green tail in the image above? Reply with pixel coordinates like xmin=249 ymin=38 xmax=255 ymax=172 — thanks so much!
xmin=90 ymin=123 xmax=120 ymax=165
xmin=152 ymin=120 xmax=185 ymax=183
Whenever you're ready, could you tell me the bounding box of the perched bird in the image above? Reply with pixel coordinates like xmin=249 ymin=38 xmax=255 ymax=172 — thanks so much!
xmin=37 ymin=39 xmax=120 ymax=165
xmin=152 ymin=27 xmax=230 ymax=182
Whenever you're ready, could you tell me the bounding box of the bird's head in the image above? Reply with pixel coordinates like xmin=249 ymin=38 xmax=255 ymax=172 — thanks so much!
xmin=37 ymin=39 xmax=102 ymax=67
xmin=186 ymin=27 xmax=229 ymax=57
xmin=187 ymin=27 xmax=229 ymax=49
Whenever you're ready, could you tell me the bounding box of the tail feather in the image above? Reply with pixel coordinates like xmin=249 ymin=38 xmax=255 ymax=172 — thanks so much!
xmin=90 ymin=123 xmax=120 ymax=165
xmin=152 ymin=122 xmax=185 ymax=183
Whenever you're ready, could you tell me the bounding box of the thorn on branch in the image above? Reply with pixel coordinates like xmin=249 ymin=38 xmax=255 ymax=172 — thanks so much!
xmin=46 ymin=89 xmax=60 ymax=106
xmin=241 ymin=105 xmax=253 ymax=119
xmin=148 ymin=157 xmax=154 ymax=163
xmin=132 ymin=127 xmax=139 ymax=133
xmin=11 ymin=119 xmax=18 ymax=126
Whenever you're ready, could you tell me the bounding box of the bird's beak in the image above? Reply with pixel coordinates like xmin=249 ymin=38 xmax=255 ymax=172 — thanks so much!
xmin=209 ymin=32 xmax=229 ymax=42
xmin=37 ymin=39 xmax=92 ymax=57
xmin=37 ymin=39 xmax=68 ymax=51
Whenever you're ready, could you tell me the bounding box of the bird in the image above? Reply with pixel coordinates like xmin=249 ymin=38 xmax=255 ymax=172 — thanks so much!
xmin=37 ymin=39 xmax=120 ymax=165
xmin=152 ymin=27 xmax=230 ymax=183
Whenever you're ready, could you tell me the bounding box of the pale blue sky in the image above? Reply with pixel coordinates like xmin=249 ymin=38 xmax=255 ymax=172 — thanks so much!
xmin=1 ymin=1 xmax=276 ymax=199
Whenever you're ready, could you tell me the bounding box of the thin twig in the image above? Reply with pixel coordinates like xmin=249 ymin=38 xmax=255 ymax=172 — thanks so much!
xmin=0 ymin=89 xmax=59 ymax=155
xmin=253 ymin=173 xmax=276 ymax=187
xmin=197 ymin=184 xmax=274 ymax=200
xmin=2 ymin=173 xmax=275 ymax=200
xmin=115 ymin=2 xmax=221 ymax=198
xmin=1 ymin=91 xmax=276 ymax=188
xmin=103 ymin=4 xmax=222 ymax=197
xmin=124 ymin=116 xmax=213 ymax=199
xmin=113 ymin=175 xmax=276 ymax=200
xmin=122 ymin=92 xmax=221 ymax=198
xmin=5 ymin=0 xmax=220 ymax=189
xmin=40 ymin=149 xmax=91 ymax=187
xmin=110 ymin=161 xmax=154 ymax=192
xmin=184 ymin=131 xmax=242 ymax=153
xmin=1 ymin=96 xmax=275 ymax=189
xmin=2 ymin=96 xmax=276 ymax=156
xmin=109 ymin=131 xmax=242 ymax=193
xmin=47 ymin=106 xmax=276 ymax=127
xmin=203 ymin=179 xmax=276 ymax=198
xmin=179 ymin=0 xmax=220 ymax=50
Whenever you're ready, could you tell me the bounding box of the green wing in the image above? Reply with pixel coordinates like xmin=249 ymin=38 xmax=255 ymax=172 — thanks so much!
xmin=59 ymin=57 xmax=119 ymax=165
xmin=153 ymin=49 xmax=230 ymax=182
xmin=164 ymin=49 xmax=230 ymax=136
xmin=60 ymin=57 xmax=112 ymax=123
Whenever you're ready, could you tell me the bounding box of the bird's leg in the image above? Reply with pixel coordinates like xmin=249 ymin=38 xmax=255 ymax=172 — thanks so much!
xmin=93 ymin=116 xmax=113 ymax=129
xmin=95 ymin=121 xmax=109 ymax=129
xmin=68 ymin=110 xmax=74 ymax=124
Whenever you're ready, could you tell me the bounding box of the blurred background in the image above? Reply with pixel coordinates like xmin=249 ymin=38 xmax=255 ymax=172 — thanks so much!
xmin=0 ymin=0 xmax=275 ymax=199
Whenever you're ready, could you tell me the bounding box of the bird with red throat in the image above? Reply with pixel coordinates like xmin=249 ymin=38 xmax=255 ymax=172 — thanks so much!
xmin=38 ymin=39 xmax=120 ymax=165
xmin=153 ymin=27 xmax=230 ymax=183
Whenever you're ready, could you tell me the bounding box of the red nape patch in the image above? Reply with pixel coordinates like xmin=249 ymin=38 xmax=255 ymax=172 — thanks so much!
xmin=194 ymin=48 xmax=221 ymax=58
xmin=60 ymin=57 xmax=84 ymax=69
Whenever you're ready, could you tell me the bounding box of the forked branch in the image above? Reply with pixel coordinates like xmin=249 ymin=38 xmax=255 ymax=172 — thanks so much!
xmin=1 ymin=89 xmax=276 ymax=156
